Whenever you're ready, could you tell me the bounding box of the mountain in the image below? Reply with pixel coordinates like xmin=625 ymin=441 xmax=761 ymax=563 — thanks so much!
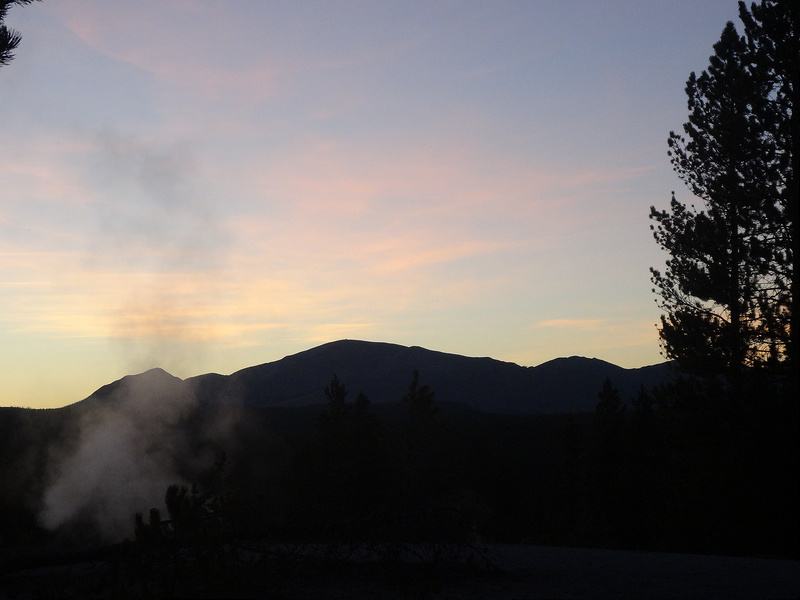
xmin=78 ymin=340 xmax=675 ymax=414
xmin=76 ymin=367 xmax=187 ymax=409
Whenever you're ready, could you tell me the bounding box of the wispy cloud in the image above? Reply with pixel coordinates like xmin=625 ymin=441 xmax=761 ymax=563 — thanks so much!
xmin=52 ymin=2 xmax=281 ymax=99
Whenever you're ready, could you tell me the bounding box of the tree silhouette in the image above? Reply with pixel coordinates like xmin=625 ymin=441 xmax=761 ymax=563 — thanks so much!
xmin=395 ymin=370 xmax=471 ymax=545
xmin=0 ymin=1 xmax=37 ymax=67
xmin=589 ymin=378 xmax=631 ymax=544
xmin=289 ymin=375 xmax=391 ymax=542
xmin=134 ymin=507 xmax=166 ymax=550
xmin=323 ymin=373 xmax=349 ymax=422
xmin=649 ymin=1 xmax=797 ymax=380
xmin=593 ymin=378 xmax=627 ymax=474
xmin=402 ymin=369 xmax=438 ymax=428
xmin=595 ymin=378 xmax=626 ymax=423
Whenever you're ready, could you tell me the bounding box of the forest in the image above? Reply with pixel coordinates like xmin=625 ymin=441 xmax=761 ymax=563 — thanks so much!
xmin=0 ymin=365 xmax=797 ymax=596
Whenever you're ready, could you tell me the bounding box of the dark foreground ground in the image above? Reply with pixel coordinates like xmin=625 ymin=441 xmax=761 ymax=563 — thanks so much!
xmin=284 ymin=545 xmax=800 ymax=600
xmin=2 ymin=543 xmax=798 ymax=599
xmin=476 ymin=545 xmax=800 ymax=600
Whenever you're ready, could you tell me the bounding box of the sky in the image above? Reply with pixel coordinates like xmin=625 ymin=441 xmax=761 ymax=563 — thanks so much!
xmin=1 ymin=0 xmax=741 ymax=409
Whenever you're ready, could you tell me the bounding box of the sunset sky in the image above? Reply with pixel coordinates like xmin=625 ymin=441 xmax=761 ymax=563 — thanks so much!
xmin=2 ymin=0 xmax=739 ymax=408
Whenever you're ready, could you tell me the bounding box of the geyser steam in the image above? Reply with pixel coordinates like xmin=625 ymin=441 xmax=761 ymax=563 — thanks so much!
xmin=39 ymin=369 xmax=224 ymax=542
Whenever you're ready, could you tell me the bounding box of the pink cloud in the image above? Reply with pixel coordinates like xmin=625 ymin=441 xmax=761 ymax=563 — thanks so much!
xmin=49 ymin=1 xmax=281 ymax=107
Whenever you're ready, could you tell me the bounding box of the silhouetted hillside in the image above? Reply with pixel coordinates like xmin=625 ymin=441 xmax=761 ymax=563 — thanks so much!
xmin=66 ymin=340 xmax=674 ymax=414
xmin=177 ymin=340 xmax=675 ymax=414
xmin=76 ymin=367 xmax=187 ymax=411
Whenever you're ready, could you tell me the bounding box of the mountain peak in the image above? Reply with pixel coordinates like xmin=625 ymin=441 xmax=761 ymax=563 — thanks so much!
xmin=74 ymin=367 xmax=183 ymax=409
xmin=186 ymin=340 xmax=673 ymax=414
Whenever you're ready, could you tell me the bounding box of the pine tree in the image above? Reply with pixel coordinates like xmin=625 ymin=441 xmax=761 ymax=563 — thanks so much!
xmin=649 ymin=1 xmax=797 ymax=379
xmin=0 ymin=1 xmax=37 ymax=67
xmin=290 ymin=375 xmax=391 ymax=540
xmin=402 ymin=369 xmax=438 ymax=427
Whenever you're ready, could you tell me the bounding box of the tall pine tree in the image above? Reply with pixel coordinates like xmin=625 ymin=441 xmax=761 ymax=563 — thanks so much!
xmin=649 ymin=1 xmax=797 ymax=381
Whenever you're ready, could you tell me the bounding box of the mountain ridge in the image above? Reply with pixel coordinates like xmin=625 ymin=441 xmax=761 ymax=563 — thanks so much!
xmin=74 ymin=340 xmax=675 ymax=414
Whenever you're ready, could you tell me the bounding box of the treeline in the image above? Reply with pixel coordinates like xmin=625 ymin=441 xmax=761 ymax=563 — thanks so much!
xmin=541 ymin=375 xmax=798 ymax=557
xmin=202 ymin=371 xmax=486 ymax=552
xmin=1 ymin=368 xmax=797 ymax=562
xmin=137 ymin=369 xmax=798 ymax=559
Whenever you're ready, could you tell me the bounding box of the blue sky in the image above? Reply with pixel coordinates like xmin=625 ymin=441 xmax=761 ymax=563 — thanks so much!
xmin=1 ymin=0 xmax=740 ymax=408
